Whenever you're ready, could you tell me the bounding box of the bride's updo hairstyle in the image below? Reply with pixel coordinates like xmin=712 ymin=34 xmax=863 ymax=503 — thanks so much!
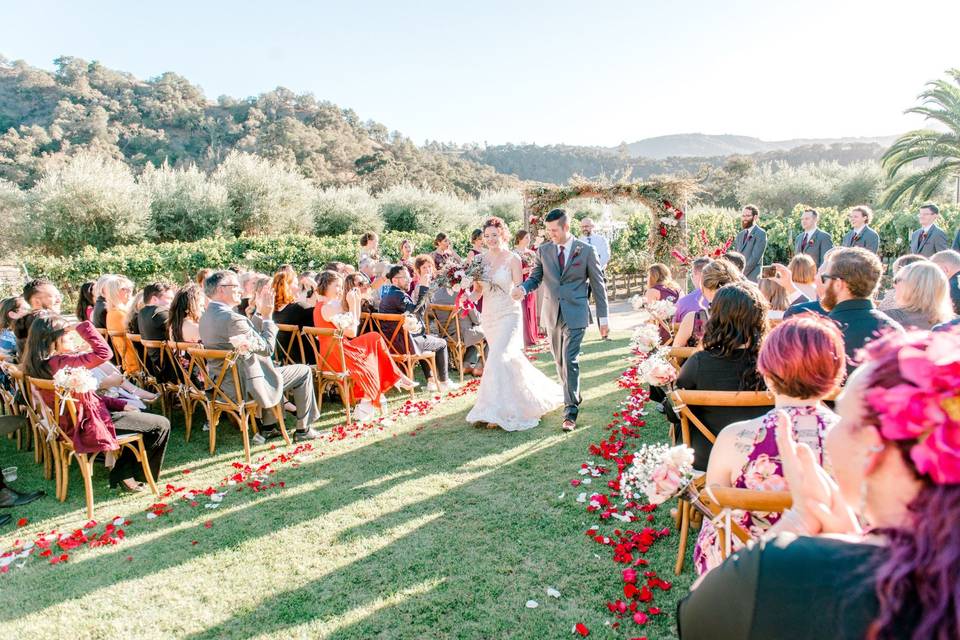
xmin=482 ymin=216 xmax=509 ymax=243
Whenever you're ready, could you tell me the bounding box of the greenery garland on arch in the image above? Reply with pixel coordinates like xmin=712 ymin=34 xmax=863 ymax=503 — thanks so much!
xmin=523 ymin=178 xmax=697 ymax=267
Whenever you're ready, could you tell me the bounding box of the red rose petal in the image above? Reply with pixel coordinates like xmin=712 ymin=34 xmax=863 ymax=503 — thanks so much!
xmin=573 ymin=622 xmax=590 ymax=637
xmin=204 ymin=521 xmax=213 ymax=529
xmin=16 ymin=517 xmax=28 ymax=528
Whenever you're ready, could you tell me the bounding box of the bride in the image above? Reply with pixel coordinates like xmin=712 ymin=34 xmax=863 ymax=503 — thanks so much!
xmin=465 ymin=216 xmax=563 ymax=431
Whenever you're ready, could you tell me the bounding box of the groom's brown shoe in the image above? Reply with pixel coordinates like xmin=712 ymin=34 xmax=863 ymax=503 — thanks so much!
xmin=561 ymin=419 xmax=577 ymax=432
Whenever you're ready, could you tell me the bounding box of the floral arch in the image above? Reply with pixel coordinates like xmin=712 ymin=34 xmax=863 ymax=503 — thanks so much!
xmin=522 ymin=178 xmax=697 ymax=268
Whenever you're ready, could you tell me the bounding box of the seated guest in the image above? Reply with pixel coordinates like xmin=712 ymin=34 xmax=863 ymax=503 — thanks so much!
xmin=673 ymin=259 xmax=742 ymax=348
xmin=195 ymin=268 xmax=212 ymax=287
xmin=719 ymin=251 xmax=745 ymax=273
xmin=885 ymin=260 xmax=954 ymax=330
xmin=199 ymin=271 xmax=321 ymax=442
xmin=693 ymin=314 xmax=845 ymax=574
xmin=104 ymin=276 xmax=141 ymax=376
xmin=758 ymin=277 xmax=789 ymax=320
xmin=23 ymin=277 xmax=63 ymax=314
xmin=931 ymin=249 xmax=960 ymax=315
xmin=271 ymin=269 xmax=315 ymax=364
xmin=168 ymin=284 xmax=204 ymax=343
xmin=343 ymin=272 xmax=376 ymax=314
xmin=878 ymin=253 xmax=926 ymax=310
xmin=821 ymin=247 xmax=904 ymax=372
xmin=666 ymin=282 xmax=768 ymax=470
xmin=431 ymin=232 xmax=461 ymax=268
xmin=787 ymin=253 xmax=817 ymax=301
xmin=679 ymin=329 xmax=960 ymax=639
xmin=378 ymin=265 xmax=457 ymax=392
xmin=138 ymin=283 xmax=176 ymax=382
xmin=0 ymin=296 xmax=29 ymax=358
xmin=22 ymin=315 xmax=171 ymax=493
xmin=644 ymin=263 xmax=680 ymax=303
xmin=237 ymin=271 xmax=261 ymax=317
xmin=75 ymin=281 xmax=96 ymax=322
xmin=368 ymin=261 xmax=391 ymax=310
xmin=780 ymin=259 xmax=830 ymax=319
xmin=126 ymin=290 xmax=144 ymax=335
xmin=91 ymin=274 xmax=113 ymax=328
xmin=313 ymin=271 xmax=416 ymax=421
xmin=243 ymin=277 xmax=270 ymax=320
xmin=674 ymin=257 xmax=712 ymax=324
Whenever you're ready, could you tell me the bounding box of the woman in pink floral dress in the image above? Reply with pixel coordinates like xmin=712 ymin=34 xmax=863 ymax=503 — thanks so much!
xmin=693 ymin=315 xmax=846 ymax=575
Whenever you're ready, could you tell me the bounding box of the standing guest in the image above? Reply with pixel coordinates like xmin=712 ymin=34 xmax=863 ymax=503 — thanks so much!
xmin=787 ymin=254 xmax=817 ymax=302
xmin=679 ymin=329 xmax=960 ymax=639
xmin=733 ymin=205 xmax=767 ymax=282
xmin=692 ymin=314 xmax=844 ymax=575
xmin=199 ymin=271 xmax=321 ymax=442
xmin=579 ymin=218 xmax=610 ymax=270
xmin=104 ymin=276 xmax=140 ymax=376
xmin=666 ymin=282 xmax=769 ymax=470
xmin=820 ymin=247 xmax=904 ymax=372
xmin=466 ymin=229 xmax=484 ymax=260
xmin=359 ymin=232 xmax=379 ymax=263
xmin=91 ymin=274 xmax=113 ymax=328
xmin=195 ymin=268 xmax=212 ymax=287
xmin=515 ymin=229 xmax=541 ymax=346
xmin=167 ymin=284 xmax=204 ymax=343
xmin=431 ymin=233 xmax=461 ymax=269
xmin=673 ymin=259 xmax=742 ymax=348
xmin=793 ymin=208 xmax=833 ymax=267
xmin=909 ymin=202 xmax=949 ymax=257
xmin=138 ymin=283 xmax=176 ymax=382
xmin=841 ymin=204 xmax=881 ymax=253
xmin=885 ymin=261 xmax=955 ymax=330
xmin=23 ymin=278 xmax=63 ymax=314
xmin=877 ymin=253 xmax=926 ymax=311
xmin=379 ymin=265 xmax=457 ymax=393
xmin=313 ymin=271 xmax=416 ymax=422
xmin=674 ymin=257 xmax=712 ymax=324
xmin=0 ymin=296 xmax=29 ymax=357
xmin=75 ymin=281 xmax=96 ymax=322
xmin=23 ymin=316 xmax=170 ymax=493
xmin=931 ymin=249 xmax=960 ymax=315
xmin=759 ymin=278 xmax=789 ymax=320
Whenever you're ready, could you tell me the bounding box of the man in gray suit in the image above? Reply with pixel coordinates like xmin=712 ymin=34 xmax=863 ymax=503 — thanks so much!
xmin=199 ymin=270 xmax=320 ymax=442
xmin=733 ymin=205 xmax=767 ymax=281
xmin=841 ymin=205 xmax=881 ymax=254
xmin=793 ymin=208 xmax=834 ymax=267
xmin=909 ymin=203 xmax=949 ymax=258
xmin=513 ymin=209 xmax=609 ymax=432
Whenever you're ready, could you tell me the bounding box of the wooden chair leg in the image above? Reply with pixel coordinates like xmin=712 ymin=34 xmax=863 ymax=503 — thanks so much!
xmin=183 ymin=396 xmax=194 ymax=442
xmin=209 ymin=409 xmax=221 ymax=455
xmin=273 ymin=406 xmax=291 ymax=446
xmin=136 ymin=438 xmax=159 ymax=496
xmin=674 ymin=500 xmax=691 ymax=575
xmin=341 ymin=382 xmax=352 ymax=425
xmin=240 ymin=411 xmax=252 ymax=465
xmin=77 ymin=453 xmax=95 ymax=520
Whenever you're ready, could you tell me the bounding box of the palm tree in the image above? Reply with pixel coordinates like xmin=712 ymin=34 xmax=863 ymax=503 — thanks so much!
xmin=881 ymin=68 xmax=960 ymax=208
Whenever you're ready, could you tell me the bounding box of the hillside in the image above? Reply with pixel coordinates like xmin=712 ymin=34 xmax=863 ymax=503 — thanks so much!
xmin=0 ymin=55 xmax=518 ymax=197
xmin=619 ymin=133 xmax=896 ymax=159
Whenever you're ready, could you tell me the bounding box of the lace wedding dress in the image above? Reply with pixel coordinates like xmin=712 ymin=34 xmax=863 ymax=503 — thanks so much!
xmin=465 ymin=262 xmax=563 ymax=430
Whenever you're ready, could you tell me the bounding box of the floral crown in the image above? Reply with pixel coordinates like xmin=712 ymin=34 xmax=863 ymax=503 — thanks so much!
xmin=863 ymin=330 xmax=960 ymax=485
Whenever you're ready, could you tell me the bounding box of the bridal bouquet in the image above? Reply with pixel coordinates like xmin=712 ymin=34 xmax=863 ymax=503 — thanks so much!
xmin=330 ymin=312 xmax=356 ymax=338
xmin=630 ymin=324 xmax=661 ymax=355
xmin=620 ymin=443 xmax=696 ymax=506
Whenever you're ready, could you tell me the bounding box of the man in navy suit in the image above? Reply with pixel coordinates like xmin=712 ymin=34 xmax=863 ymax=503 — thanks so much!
xmin=793 ymin=208 xmax=833 ymax=267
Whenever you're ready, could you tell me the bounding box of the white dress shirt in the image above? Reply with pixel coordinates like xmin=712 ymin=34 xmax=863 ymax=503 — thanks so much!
xmin=579 ymin=233 xmax=610 ymax=269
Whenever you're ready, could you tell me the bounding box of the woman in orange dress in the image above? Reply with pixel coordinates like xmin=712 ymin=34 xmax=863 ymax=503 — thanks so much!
xmin=312 ymin=271 xmax=416 ymax=421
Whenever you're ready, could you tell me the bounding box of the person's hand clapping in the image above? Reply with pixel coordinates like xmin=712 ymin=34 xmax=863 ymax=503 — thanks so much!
xmin=345 ymin=288 xmax=361 ymax=309
xmin=255 ymin=285 xmax=274 ymax=318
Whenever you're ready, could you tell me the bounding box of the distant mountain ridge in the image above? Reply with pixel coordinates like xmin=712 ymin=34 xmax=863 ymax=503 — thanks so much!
xmin=618 ymin=133 xmax=897 ymax=159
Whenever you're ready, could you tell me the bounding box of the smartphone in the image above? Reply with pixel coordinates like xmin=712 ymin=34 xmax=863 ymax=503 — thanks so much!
xmin=761 ymin=265 xmax=777 ymax=279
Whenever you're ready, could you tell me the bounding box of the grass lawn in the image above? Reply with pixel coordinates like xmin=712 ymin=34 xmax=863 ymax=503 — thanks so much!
xmin=0 ymin=329 xmax=692 ymax=640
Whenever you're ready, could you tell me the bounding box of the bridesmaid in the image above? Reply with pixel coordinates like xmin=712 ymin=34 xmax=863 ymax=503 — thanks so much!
xmin=514 ymin=229 xmax=540 ymax=346
xmin=313 ymin=271 xmax=416 ymax=421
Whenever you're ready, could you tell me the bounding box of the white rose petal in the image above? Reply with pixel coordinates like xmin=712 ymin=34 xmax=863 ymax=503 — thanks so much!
xmin=547 ymin=587 xmax=561 ymax=598
xmin=526 ymin=600 xmax=539 ymax=609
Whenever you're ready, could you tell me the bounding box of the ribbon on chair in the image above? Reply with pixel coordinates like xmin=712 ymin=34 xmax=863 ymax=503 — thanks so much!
xmin=704 ymin=485 xmax=734 ymax=559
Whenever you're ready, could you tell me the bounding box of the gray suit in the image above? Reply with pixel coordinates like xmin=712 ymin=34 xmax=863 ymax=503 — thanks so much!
xmin=199 ymin=301 xmax=319 ymax=428
xmin=793 ymin=228 xmax=834 ymax=267
xmin=734 ymin=226 xmax=767 ymax=281
xmin=521 ymin=239 xmax=608 ymax=421
xmin=841 ymin=226 xmax=880 ymax=254
xmin=430 ymin=288 xmax=487 ymax=366
xmin=909 ymin=224 xmax=949 ymax=258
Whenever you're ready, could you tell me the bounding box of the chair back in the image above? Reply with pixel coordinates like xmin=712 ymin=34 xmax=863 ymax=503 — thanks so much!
xmin=186 ymin=347 xmax=246 ymax=409
xmin=667 ymin=346 xmax=699 ymax=370
xmin=369 ymin=312 xmax=414 ymax=356
xmin=274 ymin=323 xmax=304 ymax=365
xmin=358 ymin=312 xmax=372 ymax=334
xmin=167 ymin=341 xmax=204 ymax=392
xmin=671 ymin=389 xmax=776 ymax=447
xmin=126 ymin=334 xmax=155 ymax=375
xmin=25 ymin=377 xmax=77 ymax=443
xmin=426 ymin=303 xmax=461 ymax=345
xmin=300 ymin=327 xmax=349 ymax=376
xmin=697 ymin=484 xmax=792 ymax=558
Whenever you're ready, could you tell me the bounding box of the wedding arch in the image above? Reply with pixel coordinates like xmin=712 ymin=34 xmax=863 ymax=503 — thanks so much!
xmin=522 ymin=178 xmax=696 ymax=267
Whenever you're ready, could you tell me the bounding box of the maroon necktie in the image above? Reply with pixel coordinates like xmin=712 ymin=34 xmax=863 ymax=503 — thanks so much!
xmin=920 ymin=231 xmax=928 ymax=245
xmin=801 ymin=234 xmax=810 ymax=251
xmin=558 ymin=245 xmax=566 ymax=271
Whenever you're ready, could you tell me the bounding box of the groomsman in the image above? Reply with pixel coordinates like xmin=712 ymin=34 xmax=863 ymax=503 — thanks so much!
xmin=793 ymin=208 xmax=833 ymax=267
xmin=841 ymin=205 xmax=881 ymax=254
xmin=909 ymin=203 xmax=949 ymax=258
xmin=733 ymin=205 xmax=767 ymax=282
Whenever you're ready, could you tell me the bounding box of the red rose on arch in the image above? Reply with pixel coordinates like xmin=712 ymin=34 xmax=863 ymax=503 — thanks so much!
xmin=659 ymin=226 xmax=667 ymax=237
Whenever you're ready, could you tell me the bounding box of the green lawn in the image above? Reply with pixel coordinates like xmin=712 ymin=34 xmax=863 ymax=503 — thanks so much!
xmin=0 ymin=330 xmax=692 ymax=640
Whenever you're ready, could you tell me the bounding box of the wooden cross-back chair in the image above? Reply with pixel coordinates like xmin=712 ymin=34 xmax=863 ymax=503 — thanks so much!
xmin=300 ymin=327 xmax=353 ymax=425
xmin=108 ymin=331 xmax=166 ymax=412
xmin=27 ymin=377 xmax=159 ymax=519
xmin=95 ymin=327 xmax=121 ymax=366
xmin=274 ymin=324 xmax=305 ymax=366
xmin=667 ymin=346 xmax=699 ymax=371
xmin=138 ymin=338 xmax=182 ymax=419
xmin=425 ymin=303 xmax=485 ymax=384
xmin=9 ymin=368 xmax=51 ymax=475
xmin=186 ymin=347 xmax=290 ymax=464
xmin=696 ymin=485 xmax=792 ymax=563
xmin=0 ymin=355 xmax=30 ymax=451
xmin=165 ymin=341 xmax=209 ymax=442
xmin=358 ymin=312 xmax=372 ymax=335
xmin=368 ymin=312 xmax=438 ymax=397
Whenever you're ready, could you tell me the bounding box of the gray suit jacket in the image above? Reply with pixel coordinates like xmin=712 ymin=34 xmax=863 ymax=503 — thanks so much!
xmin=952 ymin=229 xmax=960 ymax=252
xmin=734 ymin=226 xmax=767 ymax=281
xmin=910 ymin=224 xmax=949 ymax=257
xmin=430 ymin=288 xmax=484 ymax=347
xmin=793 ymin=229 xmax=834 ymax=267
xmin=198 ymin=301 xmax=283 ymax=408
xmin=841 ymin=226 xmax=880 ymax=254
xmin=521 ymin=239 xmax=608 ymax=330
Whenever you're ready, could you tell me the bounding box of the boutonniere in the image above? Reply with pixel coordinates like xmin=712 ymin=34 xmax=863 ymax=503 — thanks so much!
xmin=571 ymin=245 xmax=582 ymax=260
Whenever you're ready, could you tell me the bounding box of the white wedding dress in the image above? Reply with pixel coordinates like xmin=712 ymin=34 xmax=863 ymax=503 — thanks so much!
xmin=465 ymin=262 xmax=563 ymax=430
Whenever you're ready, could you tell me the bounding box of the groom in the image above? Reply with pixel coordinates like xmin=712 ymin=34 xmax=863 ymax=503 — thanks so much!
xmin=512 ymin=208 xmax=609 ymax=431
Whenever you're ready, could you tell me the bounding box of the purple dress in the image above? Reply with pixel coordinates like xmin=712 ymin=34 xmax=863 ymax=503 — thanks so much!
xmin=650 ymin=284 xmax=679 ymax=343
xmin=693 ymin=404 xmax=838 ymax=575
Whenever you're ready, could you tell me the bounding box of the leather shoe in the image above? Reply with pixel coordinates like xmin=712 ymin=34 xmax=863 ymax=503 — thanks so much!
xmin=0 ymin=486 xmax=45 ymax=508
xmin=561 ymin=419 xmax=577 ymax=432
xmin=294 ymin=428 xmax=321 ymax=442
xmin=0 ymin=513 xmax=11 ymax=527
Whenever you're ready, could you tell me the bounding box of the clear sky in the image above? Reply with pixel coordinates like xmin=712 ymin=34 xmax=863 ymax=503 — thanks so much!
xmin=3 ymin=0 xmax=958 ymax=146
